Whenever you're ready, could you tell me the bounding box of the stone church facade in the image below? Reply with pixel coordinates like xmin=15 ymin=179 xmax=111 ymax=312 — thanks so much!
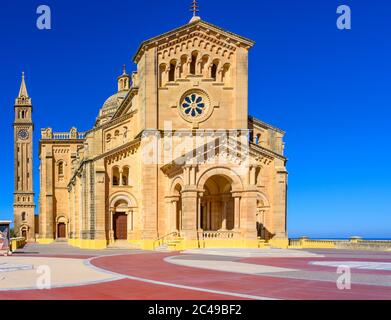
xmin=14 ymin=15 xmax=288 ymax=250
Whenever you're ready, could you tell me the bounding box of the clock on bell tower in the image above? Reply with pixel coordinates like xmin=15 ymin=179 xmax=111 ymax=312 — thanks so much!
xmin=13 ymin=72 xmax=36 ymax=241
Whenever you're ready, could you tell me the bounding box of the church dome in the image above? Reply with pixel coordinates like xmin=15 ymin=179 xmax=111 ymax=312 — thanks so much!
xmin=95 ymin=90 xmax=127 ymax=126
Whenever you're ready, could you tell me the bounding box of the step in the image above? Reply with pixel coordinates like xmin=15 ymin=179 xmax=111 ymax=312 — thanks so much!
xmin=107 ymin=241 xmax=141 ymax=250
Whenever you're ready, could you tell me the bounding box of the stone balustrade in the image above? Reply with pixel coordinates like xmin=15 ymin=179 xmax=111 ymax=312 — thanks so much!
xmin=202 ymin=231 xmax=239 ymax=239
xmin=288 ymin=237 xmax=391 ymax=251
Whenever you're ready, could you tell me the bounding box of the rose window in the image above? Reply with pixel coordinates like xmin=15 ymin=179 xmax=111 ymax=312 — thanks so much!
xmin=181 ymin=93 xmax=206 ymax=118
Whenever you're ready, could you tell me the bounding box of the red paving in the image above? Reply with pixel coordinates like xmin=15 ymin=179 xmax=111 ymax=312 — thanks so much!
xmin=0 ymin=279 xmax=239 ymax=300
xmin=1 ymin=252 xmax=391 ymax=300
xmin=91 ymin=253 xmax=391 ymax=300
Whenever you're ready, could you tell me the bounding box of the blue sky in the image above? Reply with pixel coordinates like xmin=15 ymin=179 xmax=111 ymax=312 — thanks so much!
xmin=0 ymin=0 xmax=390 ymax=238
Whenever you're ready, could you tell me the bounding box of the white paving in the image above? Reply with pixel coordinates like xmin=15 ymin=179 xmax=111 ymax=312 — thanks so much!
xmin=310 ymin=261 xmax=391 ymax=271
xmin=165 ymin=256 xmax=296 ymax=275
xmin=0 ymin=257 xmax=122 ymax=291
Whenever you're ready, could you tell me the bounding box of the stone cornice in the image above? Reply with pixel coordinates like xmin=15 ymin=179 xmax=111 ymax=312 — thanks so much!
xmin=249 ymin=116 xmax=285 ymax=135
xmin=110 ymin=87 xmax=139 ymax=120
xmin=100 ymin=139 xmax=141 ymax=163
xmin=250 ymin=143 xmax=287 ymax=162
xmin=85 ymin=109 xmax=137 ymax=136
xmin=67 ymin=138 xmax=141 ymax=188
xmin=133 ymin=19 xmax=255 ymax=63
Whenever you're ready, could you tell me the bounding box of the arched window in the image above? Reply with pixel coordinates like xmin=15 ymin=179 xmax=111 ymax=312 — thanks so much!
xmin=190 ymin=52 xmax=198 ymax=75
xmin=21 ymin=212 xmax=26 ymax=221
xmin=211 ymin=63 xmax=218 ymax=80
xmin=58 ymin=162 xmax=64 ymax=176
xmin=169 ymin=61 xmax=176 ymax=82
xmin=222 ymin=63 xmax=231 ymax=84
xmin=122 ymin=166 xmax=129 ymax=186
xmin=112 ymin=167 xmax=120 ymax=186
xmin=180 ymin=55 xmax=188 ymax=77
xmin=256 ymin=134 xmax=261 ymax=145
xmin=159 ymin=64 xmax=167 ymax=87
xmin=201 ymin=55 xmax=209 ymax=76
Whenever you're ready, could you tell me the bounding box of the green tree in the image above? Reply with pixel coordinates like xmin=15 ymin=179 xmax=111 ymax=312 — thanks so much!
xmin=10 ymin=228 xmax=16 ymax=238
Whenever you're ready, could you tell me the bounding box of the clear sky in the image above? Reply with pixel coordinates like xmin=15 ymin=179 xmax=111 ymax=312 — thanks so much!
xmin=0 ymin=0 xmax=390 ymax=238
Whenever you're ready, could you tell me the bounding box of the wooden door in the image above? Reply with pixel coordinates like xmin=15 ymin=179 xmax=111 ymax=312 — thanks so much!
xmin=58 ymin=223 xmax=66 ymax=238
xmin=114 ymin=213 xmax=127 ymax=240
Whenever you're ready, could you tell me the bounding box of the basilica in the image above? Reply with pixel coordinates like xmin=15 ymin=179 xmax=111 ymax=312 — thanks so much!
xmin=13 ymin=12 xmax=288 ymax=250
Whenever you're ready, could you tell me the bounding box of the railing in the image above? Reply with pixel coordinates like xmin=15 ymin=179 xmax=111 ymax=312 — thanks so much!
xmin=289 ymin=238 xmax=339 ymax=249
xmin=289 ymin=237 xmax=391 ymax=251
xmin=202 ymin=231 xmax=239 ymax=239
xmin=153 ymin=231 xmax=179 ymax=249
xmin=52 ymin=132 xmax=85 ymax=140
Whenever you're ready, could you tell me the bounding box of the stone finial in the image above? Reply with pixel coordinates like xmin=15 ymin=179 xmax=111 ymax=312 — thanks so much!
xmin=189 ymin=0 xmax=201 ymax=23
xmin=41 ymin=128 xmax=53 ymax=139
xmin=70 ymin=127 xmax=78 ymax=139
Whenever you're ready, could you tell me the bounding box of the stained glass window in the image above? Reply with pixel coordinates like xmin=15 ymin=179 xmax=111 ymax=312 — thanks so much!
xmin=181 ymin=93 xmax=206 ymax=117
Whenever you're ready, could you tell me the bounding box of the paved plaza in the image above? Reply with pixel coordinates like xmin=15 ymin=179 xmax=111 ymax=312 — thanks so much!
xmin=0 ymin=243 xmax=391 ymax=300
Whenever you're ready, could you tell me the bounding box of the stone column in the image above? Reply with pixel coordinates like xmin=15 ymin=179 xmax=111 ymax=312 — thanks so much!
xmin=175 ymin=65 xmax=181 ymax=79
xmin=221 ymin=198 xmax=228 ymax=231
xmin=119 ymin=170 xmax=123 ymax=186
xmin=127 ymin=210 xmax=133 ymax=237
xmin=240 ymin=190 xmax=258 ymax=239
xmin=172 ymin=198 xmax=179 ymax=233
xmin=181 ymin=187 xmax=198 ymax=240
xmin=218 ymin=69 xmax=224 ymax=82
xmin=233 ymin=196 xmax=241 ymax=231
xmin=197 ymin=61 xmax=202 ymax=75
xmin=273 ymin=166 xmax=288 ymax=239
xmin=197 ymin=193 xmax=203 ymax=232
xmin=109 ymin=209 xmax=115 ymax=243
xmin=94 ymin=160 xmax=107 ymax=245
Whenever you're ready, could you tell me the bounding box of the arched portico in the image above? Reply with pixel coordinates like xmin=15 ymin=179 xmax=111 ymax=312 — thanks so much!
xmin=197 ymin=168 xmax=244 ymax=238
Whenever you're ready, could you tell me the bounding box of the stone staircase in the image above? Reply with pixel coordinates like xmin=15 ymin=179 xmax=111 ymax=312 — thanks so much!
xmin=54 ymin=238 xmax=68 ymax=244
xmin=154 ymin=235 xmax=184 ymax=252
xmin=107 ymin=240 xmax=141 ymax=250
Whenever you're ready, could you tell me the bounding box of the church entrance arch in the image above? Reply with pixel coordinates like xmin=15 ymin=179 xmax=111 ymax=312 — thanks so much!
xmin=56 ymin=216 xmax=68 ymax=239
xmin=109 ymin=193 xmax=138 ymax=243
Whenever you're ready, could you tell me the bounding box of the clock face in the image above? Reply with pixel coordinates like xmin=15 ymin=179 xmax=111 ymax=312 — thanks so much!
xmin=18 ymin=129 xmax=29 ymax=140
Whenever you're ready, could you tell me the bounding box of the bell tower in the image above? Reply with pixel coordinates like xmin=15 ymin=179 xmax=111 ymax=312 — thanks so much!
xmin=13 ymin=72 xmax=35 ymax=241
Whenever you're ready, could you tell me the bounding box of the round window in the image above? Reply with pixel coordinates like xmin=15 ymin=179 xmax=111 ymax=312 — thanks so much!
xmin=181 ymin=92 xmax=207 ymax=118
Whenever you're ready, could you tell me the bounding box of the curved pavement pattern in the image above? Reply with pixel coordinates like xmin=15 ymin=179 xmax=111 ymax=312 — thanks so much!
xmin=0 ymin=257 xmax=121 ymax=291
xmin=1 ymin=244 xmax=391 ymax=300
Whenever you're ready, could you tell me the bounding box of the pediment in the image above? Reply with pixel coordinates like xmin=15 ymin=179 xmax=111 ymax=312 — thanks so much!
xmin=133 ymin=19 xmax=255 ymax=63
xmin=161 ymin=135 xmax=273 ymax=176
